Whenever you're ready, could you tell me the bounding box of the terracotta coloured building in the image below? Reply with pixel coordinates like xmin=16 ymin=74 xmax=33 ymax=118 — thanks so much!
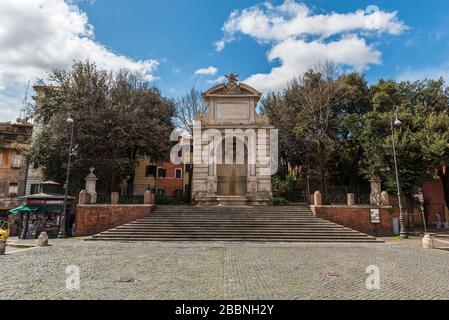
xmin=0 ymin=121 xmax=33 ymax=219
xmin=122 ymin=156 xmax=190 ymax=199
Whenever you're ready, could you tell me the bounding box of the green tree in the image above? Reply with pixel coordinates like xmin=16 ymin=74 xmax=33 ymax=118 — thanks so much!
xmin=347 ymin=78 xmax=449 ymax=220
xmin=27 ymin=61 xmax=175 ymax=194
xmin=262 ymin=64 xmax=370 ymax=197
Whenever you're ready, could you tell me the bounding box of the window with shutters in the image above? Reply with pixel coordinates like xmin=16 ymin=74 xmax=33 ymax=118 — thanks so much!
xmin=146 ymin=165 xmax=157 ymax=177
xmin=30 ymin=184 xmax=40 ymax=195
xmin=9 ymin=183 xmax=18 ymax=197
xmin=156 ymin=188 xmax=165 ymax=197
xmin=157 ymin=168 xmax=167 ymax=178
xmin=11 ymin=152 xmax=22 ymax=168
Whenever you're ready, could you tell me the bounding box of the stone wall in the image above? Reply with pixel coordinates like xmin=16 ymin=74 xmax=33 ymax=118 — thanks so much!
xmin=75 ymin=204 xmax=154 ymax=237
xmin=311 ymin=205 xmax=397 ymax=237
xmin=423 ymin=179 xmax=447 ymax=226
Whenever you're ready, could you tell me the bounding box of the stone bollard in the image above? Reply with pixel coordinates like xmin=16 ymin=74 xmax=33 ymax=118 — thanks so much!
xmin=111 ymin=192 xmax=120 ymax=205
xmin=37 ymin=232 xmax=49 ymax=247
xmin=0 ymin=240 xmax=5 ymax=255
xmin=422 ymin=234 xmax=434 ymax=250
xmin=314 ymin=191 xmax=322 ymax=206
xmin=79 ymin=190 xmax=87 ymax=205
xmin=347 ymin=193 xmax=356 ymax=206
xmin=381 ymin=191 xmax=390 ymax=206
xmin=144 ymin=190 xmax=153 ymax=205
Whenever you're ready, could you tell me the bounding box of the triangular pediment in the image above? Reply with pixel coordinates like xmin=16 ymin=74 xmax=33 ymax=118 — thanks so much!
xmin=204 ymin=83 xmax=261 ymax=96
xmin=203 ymin=74 xmax=262 ymax=98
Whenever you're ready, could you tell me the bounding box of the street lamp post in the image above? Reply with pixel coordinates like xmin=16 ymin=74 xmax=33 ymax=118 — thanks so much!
xmin=58 ymin=116 xmax=75 ymax=239
xmin=390 ymin=109 xmax=408 ymax=239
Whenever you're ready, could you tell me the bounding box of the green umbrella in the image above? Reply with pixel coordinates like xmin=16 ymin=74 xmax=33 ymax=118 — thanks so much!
xmin=8 ymin=206 xmax=31 ymax=214
xmin=8 ymin=205 xmax=41 ymax=215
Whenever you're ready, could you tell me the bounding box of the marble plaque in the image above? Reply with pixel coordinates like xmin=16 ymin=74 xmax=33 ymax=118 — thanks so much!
xmin=215 ymin=101 xmax=250 ymax=121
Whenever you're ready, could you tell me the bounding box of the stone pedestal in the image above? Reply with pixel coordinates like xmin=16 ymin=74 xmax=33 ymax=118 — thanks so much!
xmin=381 ymin=191 xmax=390 ymax=206
xmin=85 ymin=168 xmax=98 ymax=204
xmin=144 ymin=190 xmax=154 ymax=205
xmin=370 ymin=177 xmax=382 ymax=205
xmin=111 ymin=192 xmax=119 ymax=205
xmin=79 ymin=190 xmax=87 ymax=205
xmin=314 ymin=191 xmax=322 ymax=206
xmin=347 ymin=193 xmax=355 ymax=206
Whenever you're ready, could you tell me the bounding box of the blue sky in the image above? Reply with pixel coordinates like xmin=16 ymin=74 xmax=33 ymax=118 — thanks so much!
xmin=1 ymin=0 xmax=449 ymax=121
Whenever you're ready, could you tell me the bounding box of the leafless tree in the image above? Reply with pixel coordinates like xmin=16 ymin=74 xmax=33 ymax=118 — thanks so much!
xmin=174 ymin=87 xmax=208 ymax=135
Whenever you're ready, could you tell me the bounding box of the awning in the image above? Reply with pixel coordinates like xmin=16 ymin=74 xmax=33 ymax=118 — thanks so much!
xmin=8 ymin=205 xmax=56 ymax=215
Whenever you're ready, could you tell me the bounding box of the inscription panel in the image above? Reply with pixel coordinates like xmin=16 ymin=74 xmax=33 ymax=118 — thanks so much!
xmin=215 ymin=101 xmax=250 ymax=121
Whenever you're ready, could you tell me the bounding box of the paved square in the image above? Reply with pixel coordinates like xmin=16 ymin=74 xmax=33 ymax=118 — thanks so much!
xmin=1 ymin=239 xmax=448 ymax=300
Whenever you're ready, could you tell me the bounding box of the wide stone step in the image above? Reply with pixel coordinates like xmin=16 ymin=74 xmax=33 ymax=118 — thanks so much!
xmin=139 ymin=217 xmax=332 ymax=223
xmin=152 ymin=209 xmax=310 ymax=214
xmin=129 ymin=223 xmax=340 ymax=228
xmin=89 ymin=206 xmax=382 ymax=243
xmin=101 ymin=231 xmax=367 ymax=237
xmin=124 ymin=224 xmax=344 ymax=229
xmin=93 ymin=232 xmax=377 ymax=239
xmin=143 ymin=215 xmax=323 ymax=218
xmin=147 ymin=214 xmax=315 ymax=218
xmin=91 ymin=235 xmax=381 ymax=243
xmin=150 ymin=211 xmax=313 ymax=214
xmin=118 ymin=222 xmax=348 ymax=227
xmin=89 ymin=237 xmax=381 ymax=243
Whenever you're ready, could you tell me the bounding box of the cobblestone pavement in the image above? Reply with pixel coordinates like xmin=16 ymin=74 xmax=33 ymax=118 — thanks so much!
xmin=1 ymin=238 xmax=449 ymax=300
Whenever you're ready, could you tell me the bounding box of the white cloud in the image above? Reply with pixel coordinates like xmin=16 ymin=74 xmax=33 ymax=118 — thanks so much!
xmin=0 ymin=0 xmax=159 ymax=121
xmin=207 ymin=76 xmax=226 ymax=85
xmin=194 ymin=66 xmax=218 ymax=76
xmin=216 ymin=0 xmax=407 ymax=92
xmin=213 ymin=40 xmax=226 ymax=52
xmin=246 ymin=36 xmax=381 ymax=92
xmin=397 ymin=65 xmax=449 ymax=83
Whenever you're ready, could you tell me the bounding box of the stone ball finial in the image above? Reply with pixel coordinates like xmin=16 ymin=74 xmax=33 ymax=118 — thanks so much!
xmin=86 ymin=167 xmax=97 ymax=179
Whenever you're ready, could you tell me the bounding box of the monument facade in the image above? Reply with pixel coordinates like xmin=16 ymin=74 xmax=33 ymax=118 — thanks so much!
xmin=192 ymin=74 xmax=276 ymax=206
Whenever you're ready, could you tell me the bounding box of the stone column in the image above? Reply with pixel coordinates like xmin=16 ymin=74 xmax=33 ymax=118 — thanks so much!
xmin=381 ymin=191 xmax=390 ymax=206
xmin=314 ymin=191 xmax=322 ymax=206
xmin=347 ymin=193 xmax=356 ymax=206
xmin=206 ymin=134 xmax=218 ymax=197
xmin=144 ymin=190 xmax=154 ymax=205
xmin=111 ymin=192 xmax=119 ymax=205
xmin=370 ymin=177 xmax=382 ymax=205
xmin=85 ymin=167 xmax=98 ymax=204
xmin=78 ymin=190 xmax=87 ymax=205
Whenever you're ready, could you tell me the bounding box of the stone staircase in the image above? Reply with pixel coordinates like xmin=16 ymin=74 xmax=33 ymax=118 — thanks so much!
xmin=90 ymin=206 xmax=383 ymax=243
